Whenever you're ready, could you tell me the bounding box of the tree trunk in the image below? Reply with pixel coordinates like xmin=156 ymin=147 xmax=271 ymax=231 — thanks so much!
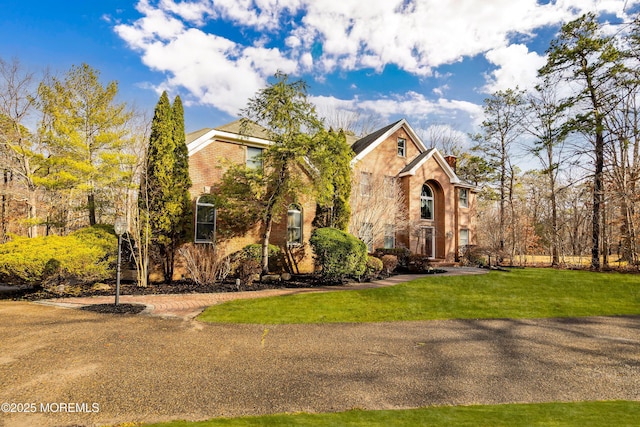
xmin=88 ymin=193 xmax=96 ymax=226
xmin=261 ymin=215 xmax=273 ymax=276
xmin=27 ymin=189 xmax=38 ymax=238
xmin=591 ymin=128 xmax=604 ymax=270
xmin=499 ymin=151 xmax=506 ymax=252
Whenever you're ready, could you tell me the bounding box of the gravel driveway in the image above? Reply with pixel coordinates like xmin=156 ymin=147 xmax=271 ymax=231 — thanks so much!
xmin=0 ymin=301 xmax=638 ymax=427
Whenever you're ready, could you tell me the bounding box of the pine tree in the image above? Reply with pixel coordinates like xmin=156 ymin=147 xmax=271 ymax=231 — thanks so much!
xmin=37 ymin=63 xmax=132 ymax=226
xmin=538 ymin=13 xmax=623 ymax=269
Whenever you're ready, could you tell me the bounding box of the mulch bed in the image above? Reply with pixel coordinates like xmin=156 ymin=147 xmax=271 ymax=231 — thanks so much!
xmin=1 ymin=269 xmax=446 ymax=304
xmin=1 ymin=274 xmax=349 ymax=302
xmin=80 ymin=303 xmax=147 ymax=315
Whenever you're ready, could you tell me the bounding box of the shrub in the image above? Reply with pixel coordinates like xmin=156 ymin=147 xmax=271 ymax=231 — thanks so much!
xmin=408 ymin=254 xmax=431 ymax=272
xmin=238 ymin=243 xmax=282 ymax=272
xmin=178 ymin=243 xmax=231 ymax=286
xmin=309 ymin=227 xmax=367 ymax=280
xmin=0 ymin=225 xmax=117 ymax=286
xmin=374 ymin=247 xmax=411 ymax=268
xmin=380 ymin=254 xmax=399 ymax=274
xmin=364 ymin=255 xmax=383 ymax=280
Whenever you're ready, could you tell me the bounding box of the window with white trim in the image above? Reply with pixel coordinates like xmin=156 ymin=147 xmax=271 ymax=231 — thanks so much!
xmin=287 ymin=204 xmax=303 ymax=245
xmin=195 ymin=195 xmax=216 ymax=243
xmin=420 ymin=184 xmax=434 ymax=220
xmin=459 ymin=188 xmax=469 ymax=208
xmin=397 ymin=137 xmax=406 ymax=157
xmin=459 ymin=229 xmax=469 ymax=248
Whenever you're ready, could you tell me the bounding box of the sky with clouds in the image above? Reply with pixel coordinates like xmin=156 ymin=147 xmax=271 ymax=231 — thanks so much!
xmin=2 ymin=0 xmax=639 ymax=145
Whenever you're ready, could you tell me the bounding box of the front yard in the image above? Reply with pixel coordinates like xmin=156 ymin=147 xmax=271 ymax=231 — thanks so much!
xmin=198 ymin=268 xmax=640 ymax=324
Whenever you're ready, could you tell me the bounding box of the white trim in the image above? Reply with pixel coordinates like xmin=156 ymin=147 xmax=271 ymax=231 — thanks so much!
xmin=398 ymin=148 xmax=460 ymax=184
xmin=350 ymin=118 xmax=427 ymax=166
xmin=188 ymin=129 xmax=273 ymax=157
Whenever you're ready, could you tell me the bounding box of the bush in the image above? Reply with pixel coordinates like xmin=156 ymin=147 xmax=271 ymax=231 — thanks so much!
xmin=309 ymin=228 xmax=367 ymax=280
xmin=238 ymin=243 xmax=282 ymax=272
xmin=364 ymin=255 xmax=383 ymax=280
xmin=0 ymin=225 xmax=117 ymax=286
xmin=178 ymin=243 xmax=231 ymax=286
xmin=374 ymin=247 xmax=411 ymax=268
xmin=380 ymin=254 xmax=399 ymax=274
xmin=408 ymin=254 xmax=432 ymax=272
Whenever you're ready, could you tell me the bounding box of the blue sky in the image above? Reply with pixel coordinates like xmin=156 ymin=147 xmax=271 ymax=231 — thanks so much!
xmin=2 ymin=0 xmax=639 ymax=147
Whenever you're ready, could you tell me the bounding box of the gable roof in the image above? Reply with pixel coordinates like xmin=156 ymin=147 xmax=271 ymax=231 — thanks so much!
xmin=350 ymin=118 xmax=427 ymax=165
xmin=398 ymin=146 xmax=460 ymax=184
xmin=187 ymin=120 xmax=273 ymax=156
xmin=351 ymin=120 xmax=401 ymax=155
xmin=215 ymin=119 xmax=272 ymax=140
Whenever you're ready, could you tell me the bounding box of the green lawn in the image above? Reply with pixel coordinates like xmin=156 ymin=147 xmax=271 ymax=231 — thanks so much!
xmin=138 ymin=401 xmax=640 ymax=426
xmin=198 ymin=268 xmax=640 ymax=324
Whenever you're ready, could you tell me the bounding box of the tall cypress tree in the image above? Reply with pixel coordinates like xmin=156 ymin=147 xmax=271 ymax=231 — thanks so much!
xmin=171 ymin=95 xmax=193 ymax=251
xmin=143 ymin=91 xmax=191 ymax=282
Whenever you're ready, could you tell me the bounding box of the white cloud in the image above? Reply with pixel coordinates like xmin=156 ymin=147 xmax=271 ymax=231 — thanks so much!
xmin=483 ymin=44 xmax=548 ymax=93
xmin=312 ymin=92 xmax=484 ymax=132
xmin=115 ymin=4 xmax=298 ymax=115
xmin=115 ymin=0 xmax=640 ymax=121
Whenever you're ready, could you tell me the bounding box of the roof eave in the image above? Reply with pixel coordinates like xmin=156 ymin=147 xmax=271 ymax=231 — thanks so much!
xmin=187 ymin=129 xmax=273 ymax=157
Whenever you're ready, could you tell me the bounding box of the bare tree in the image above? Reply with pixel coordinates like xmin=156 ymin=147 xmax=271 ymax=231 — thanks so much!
xmin=124 ymin=111 xmax=152 ymax=287
xmin=317 ymin=105 xmax=385 ymax=137
xmin=474 ymin=88 xmax=526 ymax=254
xmin=421 ymin=123 xmax=467 ymax=156
xmin=604 ymin=83 xmax=640 ymax=264
xmin=349 ymin=171 xmax=408 ymax=251
xmin=0 ymin=57 xmax=46 ymax=238
xmin=522 ymin=84 xmax=571 ymax=266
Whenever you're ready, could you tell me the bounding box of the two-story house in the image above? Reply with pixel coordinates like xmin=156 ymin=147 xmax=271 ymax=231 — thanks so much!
xmin=187 ymin=118 xmax=476 ymax=272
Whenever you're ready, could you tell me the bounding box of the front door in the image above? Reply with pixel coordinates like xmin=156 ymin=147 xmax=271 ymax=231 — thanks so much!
xmin=420 ymin=227 xmax=435 ymax=258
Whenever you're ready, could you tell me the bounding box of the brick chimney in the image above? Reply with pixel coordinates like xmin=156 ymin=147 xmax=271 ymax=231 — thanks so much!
xmin=444 ymin=155 xmax=457 ymax=171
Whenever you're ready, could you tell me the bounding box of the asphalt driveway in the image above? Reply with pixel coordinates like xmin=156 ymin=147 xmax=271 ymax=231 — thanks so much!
xmin=0 ymin=300 xmax=638 ymax=427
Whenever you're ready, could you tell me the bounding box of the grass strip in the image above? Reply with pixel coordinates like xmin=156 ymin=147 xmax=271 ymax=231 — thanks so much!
xmin=138 ymin=401 xmax=640 ymax=426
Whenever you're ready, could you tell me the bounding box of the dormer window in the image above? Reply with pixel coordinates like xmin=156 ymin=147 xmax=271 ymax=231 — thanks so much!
xmin=397 ymin=138 xmax=406 ymax=157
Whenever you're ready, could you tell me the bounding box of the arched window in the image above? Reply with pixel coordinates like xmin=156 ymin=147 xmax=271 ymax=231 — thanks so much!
xmin=287 ymin=204 xmax=303 ymax=245
xmin=195 ymin=195 xmax=216 ymax=243
xmin=420 ymin=184 xmax=434 ymax=220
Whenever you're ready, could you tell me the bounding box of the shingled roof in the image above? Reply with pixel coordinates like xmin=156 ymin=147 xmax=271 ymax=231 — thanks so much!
xmin=398 ymin=148 xmax=436 ymax=175
xmin=350 ymin=120 xmax=402 ymax=155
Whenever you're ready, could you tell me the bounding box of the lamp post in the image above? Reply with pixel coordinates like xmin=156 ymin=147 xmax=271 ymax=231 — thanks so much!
xmin=114 ymin=216 xmax=127 ymax=306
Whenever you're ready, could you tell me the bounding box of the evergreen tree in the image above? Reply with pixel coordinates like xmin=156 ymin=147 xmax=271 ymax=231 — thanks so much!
xmin=538 ymin=13 xmax=623 ymax=269
xmin=171 ymin=95 xmax=193 ymax=240
xmin=143 ymin=91 xmax=191 ymax=283
xmin=311 ymin=128 xmax=352 ymax=231
xmin=216 ymin=72 xmax=325 ymax=275
xmin=37 ymin=63 xmax=132 ymax=226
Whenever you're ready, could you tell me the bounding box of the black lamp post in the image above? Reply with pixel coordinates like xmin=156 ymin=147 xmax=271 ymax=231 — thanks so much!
xmin=114 ymin=216 xmax=127 ymax=306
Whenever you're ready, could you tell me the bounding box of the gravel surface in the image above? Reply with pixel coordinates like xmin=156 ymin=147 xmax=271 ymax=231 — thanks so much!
xmin=0 ymin=301 xmax=638 ymax=427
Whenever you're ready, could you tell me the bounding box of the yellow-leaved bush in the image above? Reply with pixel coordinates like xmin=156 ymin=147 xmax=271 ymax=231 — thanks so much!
xmin=0 ymin=225 xmax=117 ymax=286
